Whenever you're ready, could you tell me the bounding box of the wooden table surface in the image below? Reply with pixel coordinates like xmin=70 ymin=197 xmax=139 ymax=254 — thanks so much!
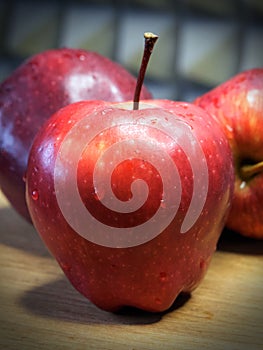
xmin=0 ymin=190 xmax=262 ymax=350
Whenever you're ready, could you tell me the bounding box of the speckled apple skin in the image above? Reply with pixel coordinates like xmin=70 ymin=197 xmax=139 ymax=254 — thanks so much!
xmin=195 ymin=68 xmax=263 ymax=239
xmin=0 ymin=48 xmax=152 ymax=222
xmin=26 ymin=100 xmax=234 ymax=312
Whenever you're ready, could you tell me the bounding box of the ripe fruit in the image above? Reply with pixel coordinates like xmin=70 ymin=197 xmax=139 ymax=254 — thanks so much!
xmin=194 ymin=68 xmax=263 ymax=239
xmin=0 ymin=48 xmax=152 ymax=221
xmin=26 ymin=34 xmax=234 ymax=312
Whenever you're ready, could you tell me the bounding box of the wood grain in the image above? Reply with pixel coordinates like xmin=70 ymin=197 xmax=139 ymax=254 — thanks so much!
xmin=0 ymin=191 xmax=262 ymax=350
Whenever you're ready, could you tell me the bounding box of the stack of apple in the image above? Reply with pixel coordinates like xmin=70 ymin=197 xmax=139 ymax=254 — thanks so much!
xmin=0 ymin=33 xmax=262 ymax=313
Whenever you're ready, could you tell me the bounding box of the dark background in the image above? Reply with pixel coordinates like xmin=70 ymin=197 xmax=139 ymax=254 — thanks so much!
xmin=0 ymin=0 xmax=262 ymax=101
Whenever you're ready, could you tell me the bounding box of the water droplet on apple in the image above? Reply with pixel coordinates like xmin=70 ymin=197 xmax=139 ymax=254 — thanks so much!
xmin=160 ymin=199 xmax=166 ymax=208
xmin=199 ymin=259 xmax=206 ymax=269
xmin=94 ymin=188 xmax=105 ymax=201
xmin=226 ymin=124 xmax=233 ymax=133
xmin=31 ymin=189 xmax=39 ymax=201
xmin=78 ymin=54 xmax=86 ymax=61
xmin=213 ymin=96 xmax=221 ymax=108
xmin=155 ymin=297 xmax=162 ymax=305
xmin=159 ymin=271 xmax=167 ymax=282
xmin=61 ymin=263 xmax=72 ymax=272
xmin=240 ymin=181 xmax=246 ymax=190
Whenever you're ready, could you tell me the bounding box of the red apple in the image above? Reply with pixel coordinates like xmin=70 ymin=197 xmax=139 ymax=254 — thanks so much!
xmin=25 ymin=99 xmax=234 ymax=313
xmin=25 ymin=34 xmax=234 ymax=312
xmin=194 ymin=68 xmax=263 ymax=239
xmin=0 ymin=48 xmax=152 ymax=222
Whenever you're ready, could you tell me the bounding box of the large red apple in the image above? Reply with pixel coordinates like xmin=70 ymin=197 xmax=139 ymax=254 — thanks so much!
xmin=25 ymin=33 xmax=234 ymax=312
xmin=194 ymin=68 xmax=263 ymax=239
xmin=25 ymin=97 xmax=234 ymax=312
xmin=0 ymin=48 xmax=151 ymax=222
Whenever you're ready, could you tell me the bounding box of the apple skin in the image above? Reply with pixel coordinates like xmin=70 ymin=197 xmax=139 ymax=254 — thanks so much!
xmin=0 ymin=48 xmax=152 ymax=222
xmin=25 ymin=99 xmax=234 ymax=312
xmin=194 ymin=68 xmax=263 ymax=239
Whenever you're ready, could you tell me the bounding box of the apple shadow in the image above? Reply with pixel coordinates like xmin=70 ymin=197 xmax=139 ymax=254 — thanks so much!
xmin=217 ymin=228 xmax=263 ymax=255
xmin=19 ymin=277 xmax=191 ymax=326
xmin=0 ymin=207 xmax=50 ymax=257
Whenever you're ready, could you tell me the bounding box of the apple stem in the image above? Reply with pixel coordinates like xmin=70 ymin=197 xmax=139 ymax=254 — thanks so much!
xmin=240 ymin=160 xmax=263 ymax=181
xmin=133 ymin=32 xmax=159 ymax=110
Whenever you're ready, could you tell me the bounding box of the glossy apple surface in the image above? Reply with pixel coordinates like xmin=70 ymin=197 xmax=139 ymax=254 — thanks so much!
xmin=194 ymin=68 xmax=263 ymax=239
xmin=26 ymin=99 xmax=234 ymax=312
xmin=0 ymin=48 xmax=152 ymax=221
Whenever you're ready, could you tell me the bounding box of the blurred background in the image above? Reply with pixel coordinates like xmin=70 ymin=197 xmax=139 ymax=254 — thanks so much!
xmin=0 ymin=0 xmax=262 ymax=101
